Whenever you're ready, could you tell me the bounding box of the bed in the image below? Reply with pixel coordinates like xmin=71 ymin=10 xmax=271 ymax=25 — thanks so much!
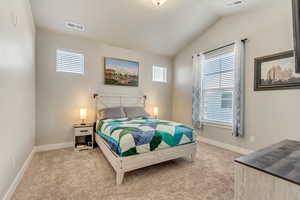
xmin=93 ymin=94 xmax=197 ymax=185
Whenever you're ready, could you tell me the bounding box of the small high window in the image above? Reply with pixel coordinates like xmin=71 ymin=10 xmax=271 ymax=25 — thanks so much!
xmin=152 ymin=66 xmax=167 ymax=83
xmin=56 ymin=49 xmax=84 ymax=74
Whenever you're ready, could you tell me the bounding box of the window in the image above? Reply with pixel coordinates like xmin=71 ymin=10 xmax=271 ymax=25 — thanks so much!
xmin=202 ymin=47 xmax=234 ymax=125
xmin=152 ymin=66 xmax=167 ymax=82
xmin=221 ymin=92 xmax=232 ymax=109
xmin=56 ymin=49 xmax=84 ymax=74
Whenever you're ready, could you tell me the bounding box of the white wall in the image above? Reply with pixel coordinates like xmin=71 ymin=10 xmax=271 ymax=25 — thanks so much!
xmin=36 ymin=29 xmax=173 ymax=146
xmin=0 ymin=0 xmax=35 ymax=198
xmin=172 ymin=0 xmax=297 ymax=151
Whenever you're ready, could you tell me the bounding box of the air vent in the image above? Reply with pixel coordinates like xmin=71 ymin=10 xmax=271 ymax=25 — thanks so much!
xmin=226 ymin=0 xmax=244 ymax=7
xmin=65 ymin=22 xmax=85 ymax=32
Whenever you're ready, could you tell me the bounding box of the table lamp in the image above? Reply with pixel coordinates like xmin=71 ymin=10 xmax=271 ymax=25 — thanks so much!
xmin=80 ymin=108 xmax=87 ymax=125
xmin=153 ymin=107 xmax=159 ymax=119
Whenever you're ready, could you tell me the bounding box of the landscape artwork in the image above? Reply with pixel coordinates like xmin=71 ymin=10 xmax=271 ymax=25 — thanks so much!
xmin=292 ymin=0 xmax=300 ymax=72
xmin=254 ymin=50 xmax=300 ymax=90
xmin=104 ymin=57 xmax=139 ymax=87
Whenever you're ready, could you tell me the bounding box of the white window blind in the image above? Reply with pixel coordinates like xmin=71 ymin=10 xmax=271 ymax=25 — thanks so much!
xmin=152 ymin=66 xmax=167 ymax=82
xmin=202 ymin=48 xmax=234 ymax=125
xmin=56 ymin=49 xmax=84 ymax=74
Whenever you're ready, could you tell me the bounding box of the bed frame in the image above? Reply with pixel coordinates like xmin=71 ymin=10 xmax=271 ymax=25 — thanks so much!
xmin=93 ymin=93 xmax=197 ymax=185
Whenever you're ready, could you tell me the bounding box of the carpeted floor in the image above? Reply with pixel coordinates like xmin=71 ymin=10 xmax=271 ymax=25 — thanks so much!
xmin=12 ymin=142 xmax=240 ymax=200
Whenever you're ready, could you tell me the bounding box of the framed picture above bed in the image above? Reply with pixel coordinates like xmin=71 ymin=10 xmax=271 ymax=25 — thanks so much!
xmin=104 ymin=57 xmax=139 ymax=87
xmin=254 ymin=50 xmax=300 ymax=91
xmin=292 ymin=0 xmax=300 ymax=73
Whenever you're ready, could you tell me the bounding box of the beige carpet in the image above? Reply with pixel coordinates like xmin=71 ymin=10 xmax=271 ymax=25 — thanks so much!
xmin=12 ymin=142 xmax=240 ymax=200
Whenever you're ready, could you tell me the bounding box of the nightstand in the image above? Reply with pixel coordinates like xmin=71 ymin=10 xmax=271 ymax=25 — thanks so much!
xmin=73 ymin=123 xmax=94 ymax=151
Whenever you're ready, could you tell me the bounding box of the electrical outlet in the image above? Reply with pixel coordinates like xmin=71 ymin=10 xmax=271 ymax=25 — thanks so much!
xmin=250 ymin=136 xmax=255 ymax=143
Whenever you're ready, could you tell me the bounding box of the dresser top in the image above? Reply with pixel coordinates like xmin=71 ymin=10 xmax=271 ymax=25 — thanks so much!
xmin=235 ymin=139 xmax=300 ymax=186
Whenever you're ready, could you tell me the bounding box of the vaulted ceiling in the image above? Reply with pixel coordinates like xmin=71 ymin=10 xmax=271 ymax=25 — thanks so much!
xmin=30 ymin=0 xmax=269 ymax=56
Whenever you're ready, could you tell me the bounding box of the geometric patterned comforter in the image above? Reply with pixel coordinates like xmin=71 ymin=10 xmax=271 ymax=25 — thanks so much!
xmin=96 ymin=117 xmax=195 ymax=157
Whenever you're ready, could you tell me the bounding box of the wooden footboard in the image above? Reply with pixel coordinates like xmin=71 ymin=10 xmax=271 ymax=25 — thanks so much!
xmin=95 ymin=134 xmax=197 ymax=185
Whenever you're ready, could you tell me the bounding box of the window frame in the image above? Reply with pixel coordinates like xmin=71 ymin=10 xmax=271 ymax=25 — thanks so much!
xmin=56 ymin=49 xmax=85 ymax=75
xmin=152 ymin=65 xmax=167 ymax=83
xmin=201 ymin=51 xmax=235 ymax=127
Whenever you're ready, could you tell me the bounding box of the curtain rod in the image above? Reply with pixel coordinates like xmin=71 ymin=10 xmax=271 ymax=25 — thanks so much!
xmin=195 ymin=38 xmax=248 ymax=57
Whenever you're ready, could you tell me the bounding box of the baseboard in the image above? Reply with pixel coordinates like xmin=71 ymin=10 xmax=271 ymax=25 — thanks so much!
xmin=35 ymin=142 xmax=73 ymax=152
xmin=198 ymin=136 xmax=254 ymax=155
xmin=3 ymin=147 xmax=36 ymax=200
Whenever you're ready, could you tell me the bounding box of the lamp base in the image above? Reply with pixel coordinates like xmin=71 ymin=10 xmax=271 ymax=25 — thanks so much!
xmin=80 ymin=119 xmax=86 ymax=126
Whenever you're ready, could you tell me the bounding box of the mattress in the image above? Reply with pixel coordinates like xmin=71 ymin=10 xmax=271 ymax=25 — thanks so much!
xmin=96 ymin=117 xmax=195 ymax=157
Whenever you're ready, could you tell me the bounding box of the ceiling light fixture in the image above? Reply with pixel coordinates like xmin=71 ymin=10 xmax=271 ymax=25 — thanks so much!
xmin=152 ymin=0 xmax=167 ymax=6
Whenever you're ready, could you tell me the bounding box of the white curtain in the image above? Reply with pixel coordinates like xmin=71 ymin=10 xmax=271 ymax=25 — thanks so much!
xmin=232 ymin=41 xmax=245 ymax=137
xmin=192 ymin=54 xmax=204 ymax=129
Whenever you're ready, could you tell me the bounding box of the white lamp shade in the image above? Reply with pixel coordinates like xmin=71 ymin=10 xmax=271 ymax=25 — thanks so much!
xmin=153 ymin=107 xmax=159 ymax=116
xmin=152 ymin=0 xmax=167 ymax=6
xmin=80 ymin=108 xmax=87 ymax=120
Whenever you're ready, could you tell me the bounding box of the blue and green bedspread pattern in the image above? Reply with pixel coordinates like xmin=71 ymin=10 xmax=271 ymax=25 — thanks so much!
xmin=96 ymin=117 xmax=195 ymax=157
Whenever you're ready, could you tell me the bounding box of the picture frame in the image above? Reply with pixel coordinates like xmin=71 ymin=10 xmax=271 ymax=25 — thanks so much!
xmin=292 ymin=0 xmax=300 ymax=73
xmin=104 ymin=57 xmax=139 ymax=87
xmin=254 ymin=50 xmax=300 ymax=91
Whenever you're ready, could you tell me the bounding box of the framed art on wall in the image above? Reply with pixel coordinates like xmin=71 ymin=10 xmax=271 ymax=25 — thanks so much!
xmin=292 ymin=0 xmax=300 ymax=73
xmin=254 ymin=50 xmax=300 ymax=91
xmin=104 ymin=57 xmax=139 ymax=87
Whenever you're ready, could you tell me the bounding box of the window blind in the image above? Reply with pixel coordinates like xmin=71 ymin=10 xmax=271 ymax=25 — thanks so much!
xmin=152 ymin=66 xmax=167 ymax=82
xmin=202 ymin=50 xmax=234 ymax=125
xmin=56 ymin=49 xmax=84 ymax=74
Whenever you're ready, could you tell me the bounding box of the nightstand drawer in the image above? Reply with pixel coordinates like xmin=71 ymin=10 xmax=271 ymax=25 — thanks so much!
xmin=74 ymin=127 xmax=93 ymax=136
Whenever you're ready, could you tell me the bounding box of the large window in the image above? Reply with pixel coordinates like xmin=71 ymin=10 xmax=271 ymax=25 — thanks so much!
xmin=152 ymin=66 xmax=167 ymax=83
xmin=202 ymin=48 xmax=234 ymax=125
xmin=56 ymin=49 xmax=84 ymax=74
